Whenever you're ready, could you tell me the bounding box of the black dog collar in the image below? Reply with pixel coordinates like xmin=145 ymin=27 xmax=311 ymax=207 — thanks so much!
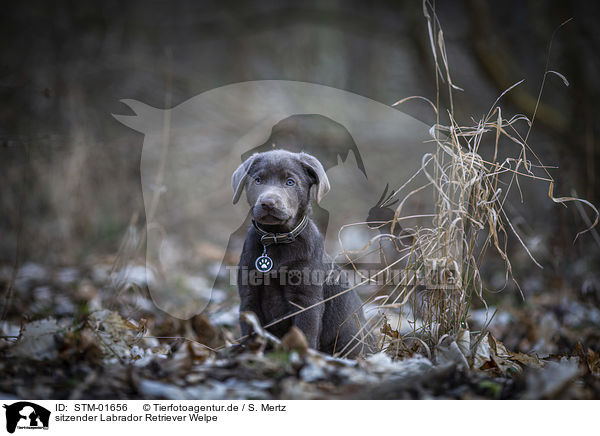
xmin=252 ymin=216 xmax=309 ymax=273
xmin=252 ymin=215 xmax=309 ymax=246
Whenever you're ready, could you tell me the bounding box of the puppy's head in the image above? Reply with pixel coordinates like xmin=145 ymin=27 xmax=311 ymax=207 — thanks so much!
xmin=232 ymin=150 xmax=330 ymax=228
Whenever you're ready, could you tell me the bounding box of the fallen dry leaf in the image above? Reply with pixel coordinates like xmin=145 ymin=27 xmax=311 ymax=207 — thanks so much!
xmin=9 ymin=318 xmax=63 ymax=361
xmin=280 ymin=326 xmax=309 ymax=355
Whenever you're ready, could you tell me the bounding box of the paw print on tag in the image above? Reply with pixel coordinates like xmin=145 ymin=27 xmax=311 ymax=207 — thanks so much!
xmin=255 ymin=255 xmax=273 ymax=273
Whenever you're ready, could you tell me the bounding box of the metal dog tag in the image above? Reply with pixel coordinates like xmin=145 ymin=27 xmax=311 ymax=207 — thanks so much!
xmin=255 ymin=246 xmax=273 ymax=273
xmin=255 ymin=254 xmax=273 ymax=273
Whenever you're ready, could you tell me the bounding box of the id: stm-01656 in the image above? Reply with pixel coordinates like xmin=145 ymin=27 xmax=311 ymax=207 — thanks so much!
xmin=74 ymin=404 xmax=127 ymax=412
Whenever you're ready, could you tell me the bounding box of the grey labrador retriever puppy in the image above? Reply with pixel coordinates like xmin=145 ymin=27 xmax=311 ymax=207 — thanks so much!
xmin=232 ymin=150 xmax=369 ymax=357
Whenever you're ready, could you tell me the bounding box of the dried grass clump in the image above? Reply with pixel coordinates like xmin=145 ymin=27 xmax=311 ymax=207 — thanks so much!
xmin=345 ymin=0 xmax=599 ymax=356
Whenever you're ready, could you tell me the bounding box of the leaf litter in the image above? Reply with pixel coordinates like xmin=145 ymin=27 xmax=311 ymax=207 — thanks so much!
xmin=1 ymin=261 xmax=598 ymax=400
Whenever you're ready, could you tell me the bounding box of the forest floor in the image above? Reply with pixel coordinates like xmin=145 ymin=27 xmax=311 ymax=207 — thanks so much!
xmin=1 ymin=260 xmax=599 ymax=400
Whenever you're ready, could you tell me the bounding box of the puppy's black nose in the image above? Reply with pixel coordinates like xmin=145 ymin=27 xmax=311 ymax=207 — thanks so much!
xmin=260 ymin=197 xmax=277 ymax=210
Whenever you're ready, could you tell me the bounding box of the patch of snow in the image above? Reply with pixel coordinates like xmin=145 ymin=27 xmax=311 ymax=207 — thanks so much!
xmin=15 ymin=263 xmax=47 ymax=289
xmin=56 ymin=267 xmax=79 ymax=284
xmin=211 ymin=308 xmax=239 ymax=326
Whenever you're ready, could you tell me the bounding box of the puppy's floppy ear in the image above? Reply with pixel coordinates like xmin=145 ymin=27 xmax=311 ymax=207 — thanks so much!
xmin=232 ymin=155 xmax=257 ymax=204
xmin=298 ymin=152 xmax=330 ymax=203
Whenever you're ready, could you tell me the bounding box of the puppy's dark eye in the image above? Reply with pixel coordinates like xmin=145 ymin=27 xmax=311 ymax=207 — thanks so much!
xmin=285 ymin=178 xmax=295 ymax=186
xmin=254 ymin=177 xmax=262 ymax=185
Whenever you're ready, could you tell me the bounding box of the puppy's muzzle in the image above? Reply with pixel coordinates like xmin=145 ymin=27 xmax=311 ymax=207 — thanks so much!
xmin=253 ymin=191 xmax=291 ymax=223
xmin=259 ymin=193 xmax=280 ymax=211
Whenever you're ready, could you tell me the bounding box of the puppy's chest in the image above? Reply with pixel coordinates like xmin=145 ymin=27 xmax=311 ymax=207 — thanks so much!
xmin=254 ymin=283 xmax=290 ymax=321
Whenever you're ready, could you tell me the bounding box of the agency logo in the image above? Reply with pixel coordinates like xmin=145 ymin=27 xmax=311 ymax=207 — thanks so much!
xmin=3 ymin=402 xmax=50 ymax=434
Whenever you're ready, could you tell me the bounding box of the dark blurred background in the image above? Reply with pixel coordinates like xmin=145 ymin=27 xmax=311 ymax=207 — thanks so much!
xmin=1 ymin=0 xmax=599 ymax=297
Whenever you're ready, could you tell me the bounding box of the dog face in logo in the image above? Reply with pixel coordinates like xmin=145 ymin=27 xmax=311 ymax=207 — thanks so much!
xmin=112 ymin=80 xmax=432 ymax=319
xmin=3 ymin=402 xmax=50 ymax=434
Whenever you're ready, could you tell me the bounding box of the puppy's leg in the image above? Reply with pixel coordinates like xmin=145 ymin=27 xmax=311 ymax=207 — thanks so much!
xmin=284 ymin=284 xmax=324 ymax=350
xmin=238 ymin=283 xmax=263 ymax=337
